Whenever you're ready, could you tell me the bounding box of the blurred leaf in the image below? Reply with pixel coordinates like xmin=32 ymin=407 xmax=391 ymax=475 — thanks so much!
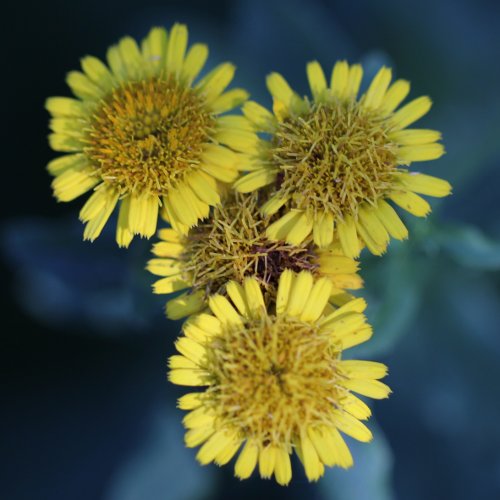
xmin=104 ymin=409 xmax=215 ymax=500
xmin=320 ymin=422 xmax=394 ymax=500
xmin=1 ymin=216 xmax=165 ymax=335
xmin=437 ymin=224 xmax=500 ymax=271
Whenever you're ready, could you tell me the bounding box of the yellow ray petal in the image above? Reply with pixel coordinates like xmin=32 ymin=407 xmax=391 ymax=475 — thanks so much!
xmin=394 ymin=173 xmax=452 ymax=197
xmin=306 ymin=61 xmax=327 ymax=101
xmin=235 ymin=440 xmax=259 ymax=480
xmin=378 ymin=79 xmax=410 ymax=115
xmin=330 ymin=60 xmax=349 ymax=98
xmin=390 ymin=96 xmax=432 ymax=130
xmin=390 ymin=191 xmax=431 ymax=217
xmin=374 ymin=200 xmax=408 ymax=240
xmin=166 ymin=23 xmax=188 ymax=76
xmin=234 ymin=169 xmax=278 ymax=193
xmin=181 ymin=43 xmax=208 ymax=83
xmin=362 ymin=66 xmax=392 ymax=109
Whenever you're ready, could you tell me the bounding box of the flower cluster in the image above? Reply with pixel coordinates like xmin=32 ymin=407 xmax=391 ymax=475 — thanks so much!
xmin=46 ymin=24 xmax=451 ymax=485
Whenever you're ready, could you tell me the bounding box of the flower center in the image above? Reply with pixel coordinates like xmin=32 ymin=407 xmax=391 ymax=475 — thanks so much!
xmin=182 ymin=192 xmax=318 ymax=298
xmin=203 ymin=315 xmax=342 ymax=447
xmin=271 ymin=101 xmax=398 ymax=219
xmin=85 ymin=77 xmax=215 ymax=196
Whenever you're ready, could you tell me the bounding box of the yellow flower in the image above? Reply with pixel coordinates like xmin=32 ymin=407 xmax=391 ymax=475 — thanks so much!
xmin=234 ymin=61 xmax=452 ymax=257
xmin=147 ymin=191 xmax=363 ymax=319
xmin=169 ymin=270 xmax=390 ymax=484
xmin=46 ymin=24 xmax=255 ymax=247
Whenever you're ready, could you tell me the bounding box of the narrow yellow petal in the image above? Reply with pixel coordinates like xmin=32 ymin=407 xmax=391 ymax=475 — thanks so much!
xmin=79 ymin=187 xmax=108 ymax=222
xmin=260 ymin=194 xmax=289 ymax=216
xmin=175 ymin=337 xmax=205 ymax=364
xmin=83 ymin=189 xmax=119 ymax=242
xmin=363 ymin=66 xmax=392 ymax=109
xmin=80 ymin=55 xmax=114 ymax=91
xmin=147 ymin=258 xmax=182 ymax=277
xmin=339 ymin=326 xmax=373 ymax=350
xmin=276 ymin=269 xmax=294 ymax=315
xmin=301 ymin=432 xmax=323 ymax=481
xmin=66 ymin=71 xmax=103 ymax=100
xmin=128 ymin=192 xmax=159 ymax=237
xmin=340 ymin=379 xmax=392 ymax=399
xmin=313 ymin=212 xmax=334 ymax=248
xmin=215 ymin=439 xmax=242 ymax=466
xmin=259 ymin=446 xmax=276 ymax=478
xmin=390 ymin=191 xmax=431 ymax=217
xmin=48 ymin=133 xmax=84 ymax=153
xmin=234 ymin=169 xmax=278 ymax=193
xmin=169 ymin=355 xmax=197 ymax=370
xmin=177 ymin=392 xmax=203 ymax=410
xmin=317 ymin=254 xmax=359 ymax=275
xmin=274 ymin=448 xmax=292 ymax=486
xmin=47 ymin=154 xmax=88 ymax=176
xmin=322 ymin=428 xmax=353 ymax=468
xmin=286 ymin=212 xmax=314 ymax=245
xmin=243 ymin=277 xmax=265 ymax=316
xmin=358 ymin=206 xmax=390 ymax=248
xmin=300 ymin=277 xmax=333 ymax=322
xmin=374 ymin=200 xmax=408 ymax=240
xmin=52 ymin=168 xmax=98 ymax=202
xmin=151 ymin=240 xmax=184 ymax=258
xmin=201 ymin=164 xmax=238 ymax=183
xmin=197 ymin=62 xmax=235 ymax=101
xmin=185 ymin=427 xmax=214 ymax=448
xmin=118 ymin=36 xmax=142 ymax=79
xmin=355 ymin=218 xmax=387 ymax=256
xmin=338 ymin=360 xmax=388 ymax=379
xmin=378 ymin=79 xmax=410 ymax=115
xmin=181 ymin=43 xmax=208 ymax=83
xmin=210 ymin=88 xmax=249 ymax=114
xmin=242 ymin=101 xmax=277 ymax=132
xmin=330 ymin=60 xmax=349 ymax=98
xmin=166 ymin=23 xmax=188 ymax=76
xmin=208 ymin=295 xmax=242 ymax=326
xmin=235 ymin=440 xmax=259 ymax=480
xmin=168 ymin=368 xmax=207 ymax=386
xmin=266 ymin=72 xmax=294 ymax=106
xmin=394 ymin=173 xmax=452 ymax=197
xmin=216 ymin=128 xmax=259 ymax=154
xmin=166 ymin=290 xmax=205 ymax=320
xmin=306 ymin=61 xmax=327 ymax=101
xmin=266 ymin=210 xmax=303 ymax=242
xmin=286 ymin=271 xmax=314 ymax=316
xmin=196 ymin=431 xmax=233 ymax=465
xmin=389 ymin=128 xmax=442 ymax=145
xmin=158 ymin=228 xmax=182 ymax=243
xmin=116 ymin=196 xmax=134 ymax=248
xmin=226 ymin=281 xmax=249 ymax=316
xmin=308 ymin=427 xmax=338 ymax=467
xmin=333 ymin=410 xmax=372 ymax=442
xmin=153 ymin=275 xmax=189 ymax=294
xmin=337 ymin=215 xmax=361 ymax=258
xmin=141 ymin=27 xmax=168 ymax=73
xmin=45 ymin=97 xmax=87 ymax=118
xmin=341 ymin=393 xmax=372 ymax=420
xmin=345 ymin=64 xmax=363 ymax=100
xmin=390 ymin=96 xmax=432 ymax=130
xmin=398 ymin=143 xmax=445 ymax=163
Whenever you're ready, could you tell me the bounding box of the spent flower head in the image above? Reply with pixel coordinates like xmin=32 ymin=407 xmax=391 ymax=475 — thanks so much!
xmin=148 ymin=191 xmax=362 ymax=319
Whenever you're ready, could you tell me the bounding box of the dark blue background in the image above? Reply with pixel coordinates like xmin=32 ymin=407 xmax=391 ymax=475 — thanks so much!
xmin=3 ymin=1 xmax=500 ymax=499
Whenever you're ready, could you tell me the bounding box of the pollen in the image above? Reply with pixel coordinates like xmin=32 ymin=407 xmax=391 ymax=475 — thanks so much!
xmin=86 ymin=77 xmax=215 ymax=196
xmin=272 ymin=100 xmax=398 ymax=220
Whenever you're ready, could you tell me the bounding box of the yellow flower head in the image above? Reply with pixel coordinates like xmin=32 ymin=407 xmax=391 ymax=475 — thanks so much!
xmin=234 ymin=61 xmax=452 ymax=257
xmin=148 ymin=191 xmax=363 ymax=319
xmin=46 ymin=24 xmax=256 ymax=246
xmin=169 ymin=270 xmax=390 ymax=485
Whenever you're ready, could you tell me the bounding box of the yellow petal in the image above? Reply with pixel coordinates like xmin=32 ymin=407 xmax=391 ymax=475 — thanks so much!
xmin=168 ymin=368 xmax=207 ymax=386
xmin=216 ymin=128 xmax=259 ymax=154
xmin=197 ymin=431 xmax=234 ymax=465
xmin=266 ymin=72 xmax=294 ymax=106
xmin=181 ymin=43 xmax=208 ymax=83
xmin=226 ymin=281 xmax=249 ymax=317
xmin=234 ymin=169 xmax=278 ymax=193
xmin=306 ymin=61 xmax=327 ymax=101
xmin=66 ymin=71 xmax=103 ymax=100
xmin=166 ymin=23 xmax=188 ymax=76
xmin=266 ymin=210 xmax=304 ymax=242
xmin=45 ymin=97 xmax=86 ymax=118
xmin=358 ymin=206 xmax=390 ymax=248
xmin=197 ymin=62 xmax=235 ymax=102
xmin=260 ymin=194 xmax=289 ymax=216
xmin=337 ymin=215 xmax=361 ymax=258
xmin=274 ymin=448 xmax=292 ymax=486
xmin=166 ymin=290 xmax=205 ymax=320
xmin=333 ymin=410 xmax=372 ymax=442
xmin=345 ymin=64 xmax=363 ymax=100
xmin=398 ymin=143 xmax=445 ymax=163
xmin=390 ymin=191 xmax=431 ymax=217
xmin=153 ymin=275 xmax=189 ymax=294
xmin=389 ymin=128 xmax=442 ymax=145
xmin=47 ymin=154 xmax=88 ymax=176
xmin=118 ymin=36 xmax=142 ymax=80
xmin=362 ymin=66 xmax=392 ymax=109
xmin=80 ymin=55 xmax=114 ymax=91
xmin=374 ymin=200 xmax=408 ymax=240
xmin=185 ymin=427 xmax=213 ymax=448
xmin=300 ymin=432 xmax=324 ymax=481
xmin=242 ymin=101 xmax=277 ymax=132
xmin=52 ymin=167 xmax=98 ymax=202
xmin=235 ymin=440 xmax=259 ymax=480
xmin=243 ymin=277 xmax=265 ymax=316
xmin=177 ymin=392 xmax=203 ymax=410
xmin=390 ymin=96 xmax=432 ymax=130
xmin=141 ymin=27 xmax=168 ymax=73
xmin=210 ymin=89 xmax=249 ymax=114
xmin=208 ymin=295 xmax=242 ymax=326
xmin=286 ymin=270 xmax=314 ymax=316
xmin=300 ymin=277 xmax=333 ymax=323
xmin=340 ymin=379 xmax=392 ymax=399
xmin=258 ymin=446 xmax=276 ymax=479
xmin=82 ymin=189 xmax=119 ymax=242
xmin=158 ymin=228 xmax=182 ymax=243
xmin=330 ymin=60 xmax=349 ymax=98
xmin=286 ymin=212 xmax=314 ymax=245
xmin=395 ymin=173 xmax=451 ymax=198
xmin=175 ymin=337 xmax=205 ymax=364
xmin=276 ymin=269 xmax=294 ymax=315
xmin=48 ymin=133 xmax=84 ymax=153
xmin=338 ymin=360 xmax=388 ymax=379
xmin=116 ymin=196 xmax=134 ymax=248
xmin=378 ymin=79 xmax=410 ymax=115
xmin=313 ymin=212 xmax=334 ymax=248
xmin=146 ymin=258 xmax=182 ymax=277
xmin=128 ymin=192 xmax=159 ymax=237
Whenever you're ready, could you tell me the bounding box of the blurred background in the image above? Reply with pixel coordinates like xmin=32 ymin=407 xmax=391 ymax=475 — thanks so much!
xmin=3 ymin=0 xmax=500 ymax=498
